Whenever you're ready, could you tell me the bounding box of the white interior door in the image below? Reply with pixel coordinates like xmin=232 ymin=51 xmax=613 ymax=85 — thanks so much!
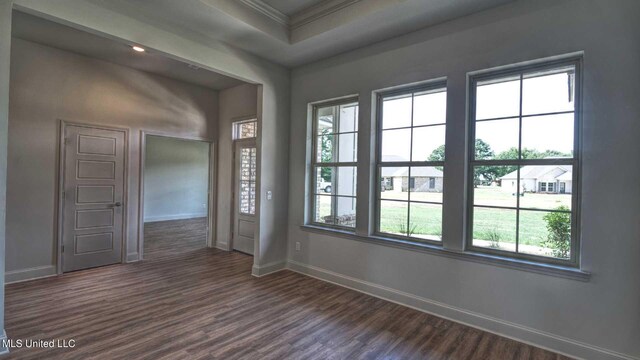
xmin=62 ymin=124 xmax=126 ymax=272
xmin=232 ymin=140 xmax=256 ymax=255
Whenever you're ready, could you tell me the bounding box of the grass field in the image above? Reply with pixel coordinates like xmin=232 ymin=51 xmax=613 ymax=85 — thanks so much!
xmin=317 ymin=187 xmax=572 ymax=251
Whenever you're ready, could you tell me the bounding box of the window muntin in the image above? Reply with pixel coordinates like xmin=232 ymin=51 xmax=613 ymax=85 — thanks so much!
xmin=376 ymin=84 xmax=447 ymax=242
xmin=310 ymin=99 xmax=359 ymax=229
xmin=468 ymin=59 xmax=580 ymax=265
xmin=233 ymin=119 xmax=257 ymax=139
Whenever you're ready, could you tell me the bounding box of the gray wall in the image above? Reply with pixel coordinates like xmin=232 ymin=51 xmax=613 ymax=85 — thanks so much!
xmin=144 ymin=136 xmax=210 ymax=222
xmin=216 ymin=84 xmax=257 ymax=250
xmin=288 ymin=0 xmax=640 ymax=358
xmin=0 ymin=0 xmax=13 ymax=349
xmin=6 ymin=38 xmax=218 ymax=281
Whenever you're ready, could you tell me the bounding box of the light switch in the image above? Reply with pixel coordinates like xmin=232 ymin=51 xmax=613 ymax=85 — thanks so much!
xmin=267 ymin=190 xmax=273 ymax=200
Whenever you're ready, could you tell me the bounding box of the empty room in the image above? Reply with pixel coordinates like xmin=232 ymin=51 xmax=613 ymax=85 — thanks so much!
xmin=0 ymin=0 xmax=638 ymax=359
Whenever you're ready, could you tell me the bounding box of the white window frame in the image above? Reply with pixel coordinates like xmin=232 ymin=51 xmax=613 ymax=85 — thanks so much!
xmin=308 ymin=97 xmax=359 ymax=231
xmin=466 ymin=57 xmax=582 ymax=267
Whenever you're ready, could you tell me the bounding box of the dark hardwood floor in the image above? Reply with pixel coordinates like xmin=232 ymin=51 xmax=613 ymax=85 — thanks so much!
xmin=5 ymin=219 xmax=570 ymax=359
xmin=143 ymin=217 xmax=208 ymax=261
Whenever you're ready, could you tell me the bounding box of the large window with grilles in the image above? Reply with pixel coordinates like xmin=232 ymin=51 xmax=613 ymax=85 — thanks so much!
xmin=467 ymin=57 xmax=581 ymax=265
xmin=375 ymin=82 xmax=447 ymax=243
xmin=309 ymin=98 xmax=359 ymax=230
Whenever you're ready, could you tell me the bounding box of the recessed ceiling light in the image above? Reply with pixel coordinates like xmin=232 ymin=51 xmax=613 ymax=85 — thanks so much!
xmin=132 ymin=46 xmax=145 ymax=52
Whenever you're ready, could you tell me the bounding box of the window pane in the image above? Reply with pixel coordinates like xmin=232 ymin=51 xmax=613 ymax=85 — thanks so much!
xmin=518 ymin=165 xmax=572 ymax=210
xmin=337 ymin=133 xmax=357 ymax=162
xmin=382 ymin=128 xmax=411 ymax=161
xmin=317 ymin=106 xmax=335 ymax=133
xmin=521 ymin=113 xmax=574 ymax=157
xmin=316 ymin=133 xmax=334 ymax=162
xmin=475 ymin=118 xmax=519 ymax=159
xmin=380 ymin=166 xmax=408 ymax=201
xmin=472 ymin=207 xmax=517 ymax=252
xmin=314 ymin=195 xmax=332 ymax=223
xmin=411 ymin=125 xmax=446 ymax=162
xmin=379 ymin=200 xmax=408 ymax=236
xmin=475 ymin=165 xmax=518 ymax=207
xmin=475 ymin=77 xmax=521 ymax=120
xmin=249 ymin=182 xmax=256 ymax=215
xmin=315 ymin=166 xmax=334 ymax=194
xmin=336 ymin=166 xmax=357 ymax=197
xmin=522 ymin=67 xmax=575 ymax=115
xmin=409 ymin=203 xmax=442 ymax=241
xmin=382 ymin=95 xmax=412 ymax=129
xmin=413 ymin=90 xmax=446 ymax=126
xmin=519 ymin=210 xmax=571 ymax=259
xmin=240 ymin=181 xmax=251 ymax=214
xmin=408 ymin=167 xmax=443 ymax=203
xmin=339 ymin=103 xmax=358 ymax=132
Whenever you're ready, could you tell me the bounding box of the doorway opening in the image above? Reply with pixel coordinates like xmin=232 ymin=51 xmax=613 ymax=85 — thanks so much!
xmin=140 ymin=134 xmax=214 ymax=261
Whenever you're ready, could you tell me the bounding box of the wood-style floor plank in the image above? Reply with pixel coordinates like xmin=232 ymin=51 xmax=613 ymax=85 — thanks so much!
xmin=5 ymin=219 xmax=572 ymax=359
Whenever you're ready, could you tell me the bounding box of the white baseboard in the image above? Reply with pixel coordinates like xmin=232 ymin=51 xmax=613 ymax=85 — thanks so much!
xmin=286 ymin=260 xmax=637 ymax=360
xmin=0 ymin=329 xmax=8 ymax=355
xmin=143 ymin=213 xmax=207 ymax=223
xmin=252 ymin=261 xmax=287 ymax=277
xmin=126 ymin=252 xmax=140 ymax=262
xmin=5 ymin=265 xmax=57 ymax=284
xmin=215 ymin=242 xmax=230 ymax=251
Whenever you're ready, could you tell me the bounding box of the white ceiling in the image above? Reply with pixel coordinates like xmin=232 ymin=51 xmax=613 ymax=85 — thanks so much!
xmin=261 ymin=0 xmax=325 ymax=16
xmin=83 ymin=0 xmax=516 ymax=68
xmin=11 ymin=11 xmax=246 ymax=91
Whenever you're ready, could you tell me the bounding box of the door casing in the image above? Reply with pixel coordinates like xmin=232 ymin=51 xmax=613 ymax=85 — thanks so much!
xmin=57 ymin=120 xmax=129 ymax=274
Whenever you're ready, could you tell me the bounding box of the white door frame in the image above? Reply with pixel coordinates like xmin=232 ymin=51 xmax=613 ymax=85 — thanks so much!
xmin=56 ymin=120 xmax=130 ymax=275
xmin=137 ymin=131 xmax=217 ymax=260
xmin=230 ymin=137 xmax=257 ymax=253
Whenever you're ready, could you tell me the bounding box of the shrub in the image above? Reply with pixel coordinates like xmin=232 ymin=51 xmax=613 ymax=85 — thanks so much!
xmin=482 ymin=229 xmax=502 ymax=248
xmin=542 ymin=206 xmax=571 ymax=258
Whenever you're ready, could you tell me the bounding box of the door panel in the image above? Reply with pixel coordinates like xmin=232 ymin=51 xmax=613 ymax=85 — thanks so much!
xmin=63 ymin=125 xmax=125 ymax=272
xmin=233 ymin=140 xmax=256 ymax=255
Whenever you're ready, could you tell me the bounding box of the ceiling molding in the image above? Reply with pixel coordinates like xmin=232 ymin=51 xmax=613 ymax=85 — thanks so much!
xmin=290 ymin=0 xmax=361 ymax=29
xmin=240 ymin=0 xmax=363 ymax=32
xmin=239 ymin=0 xmax=290 ymax=26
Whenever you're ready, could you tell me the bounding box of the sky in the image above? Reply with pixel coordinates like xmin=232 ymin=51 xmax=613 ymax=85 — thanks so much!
xmin=381 ymin=70 xmax=575 ymax=161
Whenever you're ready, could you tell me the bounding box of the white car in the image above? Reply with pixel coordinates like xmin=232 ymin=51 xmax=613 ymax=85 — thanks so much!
xmin=318 ymin=180 xmax=332 ymax=193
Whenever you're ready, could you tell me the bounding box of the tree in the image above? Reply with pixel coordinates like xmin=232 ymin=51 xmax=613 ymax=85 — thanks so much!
xmin=428 ymin=144 xmax=445 ymax=170
xmin=473 ymin=139 xmax=496 ymax=185
xmin=320 ymin=129 xmax=333 ymax=181
xmin=542 ymin=206 xmax=571 ymax=259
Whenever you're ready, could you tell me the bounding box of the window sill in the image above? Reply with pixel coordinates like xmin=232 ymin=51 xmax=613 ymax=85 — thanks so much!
xmin=299 ymin=225 xmax=591 ymax=282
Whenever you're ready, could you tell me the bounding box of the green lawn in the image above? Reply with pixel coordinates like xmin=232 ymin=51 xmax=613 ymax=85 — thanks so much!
xmin=317 ymin=187 xmax=571 ymax=249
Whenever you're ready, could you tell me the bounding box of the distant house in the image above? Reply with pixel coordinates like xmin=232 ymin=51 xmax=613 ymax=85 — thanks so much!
xmin=381 ymin=166 xmax=444 ymax=192
xmin=500 ymin=165 xmax=572 ymax=194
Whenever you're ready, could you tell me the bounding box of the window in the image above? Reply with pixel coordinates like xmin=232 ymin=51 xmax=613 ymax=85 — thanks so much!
xmin=310 ymin=98 xmax=359 ymax=229
xmin=376 ymin=83 xmax=447 ymax=242
xmin=239 ymin=147 xmax=257 ymax=215
xmin=468 ymin=58 xmax=580 ymax=265
xmin=233 ymin=119 xmax=257 ymax=139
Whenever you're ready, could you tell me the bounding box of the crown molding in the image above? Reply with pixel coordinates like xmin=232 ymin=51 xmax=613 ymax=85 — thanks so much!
xmin=290 ymin=0 xmax=361 ymax=30
xmin=240 ymin=0 xmax=363 ymax=32
xmin=239 ymin=0 xmax=290 ymax=26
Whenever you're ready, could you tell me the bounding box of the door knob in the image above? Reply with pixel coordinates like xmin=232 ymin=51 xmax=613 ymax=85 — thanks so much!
xmin=113 ymin=202 xmax=122 ymax=207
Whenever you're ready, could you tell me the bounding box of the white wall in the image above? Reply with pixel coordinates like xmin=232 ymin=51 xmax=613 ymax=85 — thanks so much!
xmin=6 ymin=39 xmax=218 ymax=281
xmin=144 ymin=136 xmax=210 ymax=223
xmin=288 ymin=1 xmax=640 ymax=359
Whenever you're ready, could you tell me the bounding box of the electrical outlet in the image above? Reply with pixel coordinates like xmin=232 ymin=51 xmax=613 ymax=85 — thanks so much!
xmin=295 ymin=242 xmax=301 ymax=251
